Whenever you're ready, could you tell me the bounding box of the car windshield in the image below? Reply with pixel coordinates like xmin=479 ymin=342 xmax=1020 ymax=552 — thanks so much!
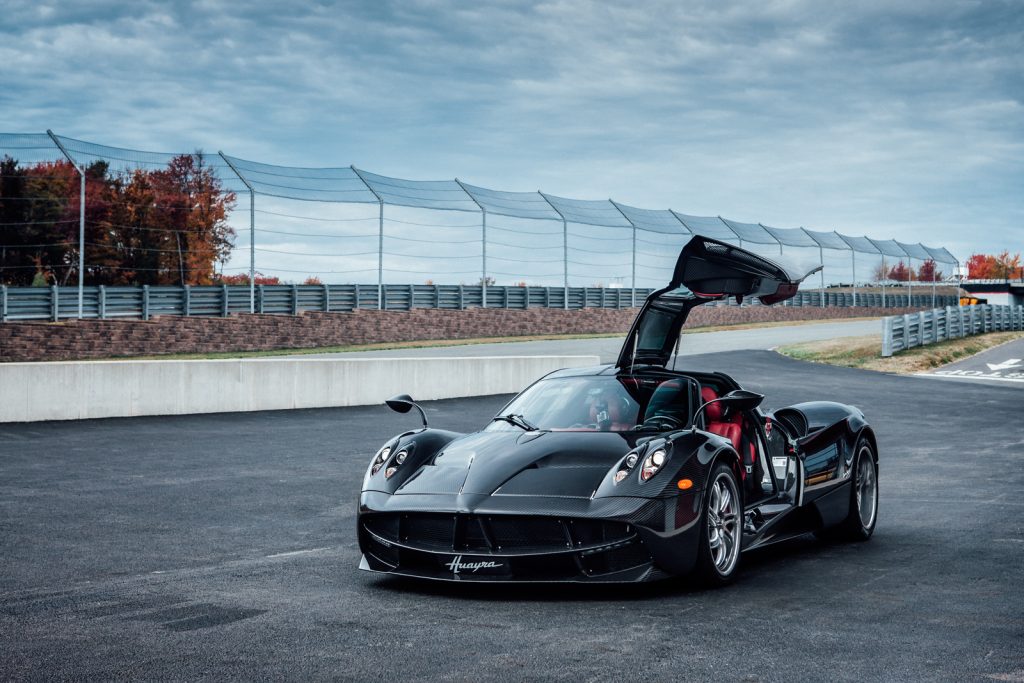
xmin=488 ymin=375 xmax=694 ymax=433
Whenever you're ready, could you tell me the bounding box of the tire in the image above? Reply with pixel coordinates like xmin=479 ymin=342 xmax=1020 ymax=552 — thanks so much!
xmin=831 ymin=437 xmax=879 ymax=542
xmin=693 ymin=462 xmax=743 ymax=586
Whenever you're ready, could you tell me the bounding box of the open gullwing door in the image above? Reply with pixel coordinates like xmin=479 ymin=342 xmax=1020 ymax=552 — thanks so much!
xmin=616 ymin=235 xmax=821 ymax=369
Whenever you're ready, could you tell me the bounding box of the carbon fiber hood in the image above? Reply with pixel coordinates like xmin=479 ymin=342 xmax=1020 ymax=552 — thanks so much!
xmin=395 ymin=430 xmax=636 ymax=499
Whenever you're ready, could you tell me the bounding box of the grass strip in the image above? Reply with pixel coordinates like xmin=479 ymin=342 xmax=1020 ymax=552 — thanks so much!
xmin=777 ymin=331 xmax=1024 ymax=374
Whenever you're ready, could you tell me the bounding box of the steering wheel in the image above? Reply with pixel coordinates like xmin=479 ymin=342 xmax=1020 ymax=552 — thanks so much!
xmin=640 ymin=414 xmax=684 ymax=431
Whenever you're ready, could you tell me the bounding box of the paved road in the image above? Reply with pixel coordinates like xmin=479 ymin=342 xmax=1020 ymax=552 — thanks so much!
xmin=2 ymin=351 xmax=1022 ymax=681
xmin=917 ymin=337 xmax=1024 ymax=388
xmin=297 ymin=318 xmax=881 ymax=363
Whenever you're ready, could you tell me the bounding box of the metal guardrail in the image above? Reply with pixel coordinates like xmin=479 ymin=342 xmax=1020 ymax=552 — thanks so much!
xmin=0 ymin=284 xmax=651 ymax=321
xmin=0 ymin=284 xmax=958 ymax=323
xmin=882 ymin=305 xmax=1024 ymax=357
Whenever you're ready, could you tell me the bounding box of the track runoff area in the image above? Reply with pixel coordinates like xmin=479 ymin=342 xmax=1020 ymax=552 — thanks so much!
xmin=2 ymin=348 xmax=1022 ymax=681
xmin=916 ymin=337 xmax=1024 ymax=387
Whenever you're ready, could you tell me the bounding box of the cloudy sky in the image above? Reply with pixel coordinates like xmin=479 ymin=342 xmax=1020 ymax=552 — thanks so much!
xmin=1 ymin=0 xmax=1021 ymax=280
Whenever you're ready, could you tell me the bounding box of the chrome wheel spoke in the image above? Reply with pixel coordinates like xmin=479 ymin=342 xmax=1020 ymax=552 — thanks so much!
xmin=855 ymin=447 xmax=877 ymax=528
xmin=718 ymin=487 xmax=732 ymax=515
xmin=707 ymin=471 xmax=741 ymax=575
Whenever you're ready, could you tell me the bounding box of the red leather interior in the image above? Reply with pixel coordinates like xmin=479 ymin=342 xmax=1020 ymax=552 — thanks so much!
xmin=701 ymin=387 xmax=742 ymax=453
xmin=702 ymin=386 xmax=759 ymax=484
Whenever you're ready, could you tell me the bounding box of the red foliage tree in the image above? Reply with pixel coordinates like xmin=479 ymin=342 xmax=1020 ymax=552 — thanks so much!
xmin=965 ymin=252 xmax=1022 ymax=280
xmin=993 ymin=251 xmax=1022 ymax=280
xmin=917 ymin=259 xmax=942 ymax=282
xmin=217 ymin=272 xmax=280 ymax=285
xmin=888 ymin=261 xmax=910 ymax=282
xmin=0 ymin=154 xmax=235 ymax=286
xmin=966 ymin=253 xmax=998 ymax=279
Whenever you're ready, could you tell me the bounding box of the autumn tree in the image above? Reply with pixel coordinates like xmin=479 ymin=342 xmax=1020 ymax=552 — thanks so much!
xmin=0 ymin=157 xmax=83 ymax=285
xmin=217 ymin=272 xmax=280 ymax=285
xmin=965 ymin=252 xmax=1022 ymax=280
xmin=917 ymin=259 xmax=942 ymax=282
xmin=992 ymin=250 xmax=1022 ymax=280
xmin=0 ymin=154 xmax=236 ymax=286
xmin=966 ymin=253 xmax=998 ymax=279
xmin=888 ymin=261 xmax=910 ymax=282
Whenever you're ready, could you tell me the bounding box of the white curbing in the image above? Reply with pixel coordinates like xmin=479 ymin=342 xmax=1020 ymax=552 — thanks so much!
xmin=0 ymin=355 xmax=600 ymax=423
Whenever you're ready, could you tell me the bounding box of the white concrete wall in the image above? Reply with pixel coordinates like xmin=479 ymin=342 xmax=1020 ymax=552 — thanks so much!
xmin=0 ymin=355 xmax=600 ymax=423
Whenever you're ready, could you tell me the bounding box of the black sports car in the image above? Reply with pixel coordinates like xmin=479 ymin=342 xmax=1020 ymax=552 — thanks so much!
xmin=358 ymin=236 xmax=879 ymax=585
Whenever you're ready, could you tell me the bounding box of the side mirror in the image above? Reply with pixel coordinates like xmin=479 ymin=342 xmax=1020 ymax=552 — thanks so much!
xmin=717 ymin=389 xmax=765 ymax=412
xmin=385 ymin=393 xmax=428 ymax=428
xmin=693 ymin=389 xmax=765 ymax=424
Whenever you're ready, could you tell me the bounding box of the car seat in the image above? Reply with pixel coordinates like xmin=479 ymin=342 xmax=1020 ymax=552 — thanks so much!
xmin=701 ymin=386 xmax=742 ymax=452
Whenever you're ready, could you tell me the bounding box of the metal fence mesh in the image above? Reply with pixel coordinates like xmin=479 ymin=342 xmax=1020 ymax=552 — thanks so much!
xmin=1 ymin=132 xmax=960 ymax=316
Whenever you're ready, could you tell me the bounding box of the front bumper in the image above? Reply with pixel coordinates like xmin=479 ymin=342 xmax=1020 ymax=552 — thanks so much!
xmin=357 ymin=491 xmax=703 ymax=583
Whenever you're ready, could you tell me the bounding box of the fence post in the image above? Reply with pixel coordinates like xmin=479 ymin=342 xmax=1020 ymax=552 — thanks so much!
xmin=142 ymin=285 xmax=150 ymax=321
xmin=323 ymin=284 xmax=330 ymax=312
xmin=881 ymin=316 xmax=894 ymax=357
xmin=458 ymin=285 xmax=464 ymax=310
xmin=219 ymin=152 xmax=256 ymax=314
xmin=98 ymin=285 xmax=106 ymax=319
xmin=434 ymin=284 xmax=440 ymax=309
xmin=408 ymin=283 xmax=414 ymax=311
xmin=258 ymin=284 xmax=265 ymax=314
xmin=524 ymin=286 xmax=530 ymax=310
xmin=0 ymin=284 xmax=6 ymax=323
xmin=47 ymin=131 xmax=85 ymax=318
xmin=291 ymin=284 xmax=299 ymax=315
xmin=182 ymin=284 xmax=190 ymax=317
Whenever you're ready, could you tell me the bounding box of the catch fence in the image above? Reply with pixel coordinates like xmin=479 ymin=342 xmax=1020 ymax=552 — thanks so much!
xmin=882 ymin=305 xmax=1024 ymax=356
xmin=0 ymin=131 xmax=960 ymax=318
xmin=0 ymin=284 xmax=957 ymax=322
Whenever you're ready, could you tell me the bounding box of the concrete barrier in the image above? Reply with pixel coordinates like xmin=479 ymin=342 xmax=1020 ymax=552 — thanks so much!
xmin=0 ymin=355 xmax=601 ymax=423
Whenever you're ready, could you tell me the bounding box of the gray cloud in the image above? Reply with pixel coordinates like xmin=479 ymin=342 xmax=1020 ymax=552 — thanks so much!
xmin=0 ymin=0 xmax=1020 ymax=268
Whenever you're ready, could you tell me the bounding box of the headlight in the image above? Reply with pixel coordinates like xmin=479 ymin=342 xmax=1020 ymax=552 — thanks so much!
xmin=385 ymin=450 xmax=408 ymax=478
xmin=613 ymin=450 xmax=641 ymax=484
xmin=371 ymin=446 xmax=392 ymax=475
xmin=640 ymin=449 xmax=667 ymax=481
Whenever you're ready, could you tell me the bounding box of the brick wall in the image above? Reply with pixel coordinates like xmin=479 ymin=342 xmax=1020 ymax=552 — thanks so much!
xmin=0 ymin=305 xmax=916 ymax=362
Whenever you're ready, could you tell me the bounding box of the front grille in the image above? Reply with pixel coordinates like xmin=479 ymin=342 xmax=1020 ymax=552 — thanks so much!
xmin=362 ymin=513 xmax=636 ymax=555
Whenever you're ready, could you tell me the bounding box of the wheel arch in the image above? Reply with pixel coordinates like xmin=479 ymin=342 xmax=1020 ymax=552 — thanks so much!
xmin=701 ymin=445 xmax=745 ymax=506
xmin=855 ymin=425 xmax=879 ymax=466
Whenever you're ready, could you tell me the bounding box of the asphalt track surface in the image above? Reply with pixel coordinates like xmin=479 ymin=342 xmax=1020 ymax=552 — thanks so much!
xmin=296 ymin=318 xmax=881 ymax=363
xmin=2 ymin=351 xmax=1023 ymax=681
xmin=917 ymin=337 xmax=1024 ymax=388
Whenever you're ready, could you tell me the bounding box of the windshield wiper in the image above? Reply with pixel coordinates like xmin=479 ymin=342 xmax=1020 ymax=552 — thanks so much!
xmin=492 ymin=413 xmax=538 ymax=431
